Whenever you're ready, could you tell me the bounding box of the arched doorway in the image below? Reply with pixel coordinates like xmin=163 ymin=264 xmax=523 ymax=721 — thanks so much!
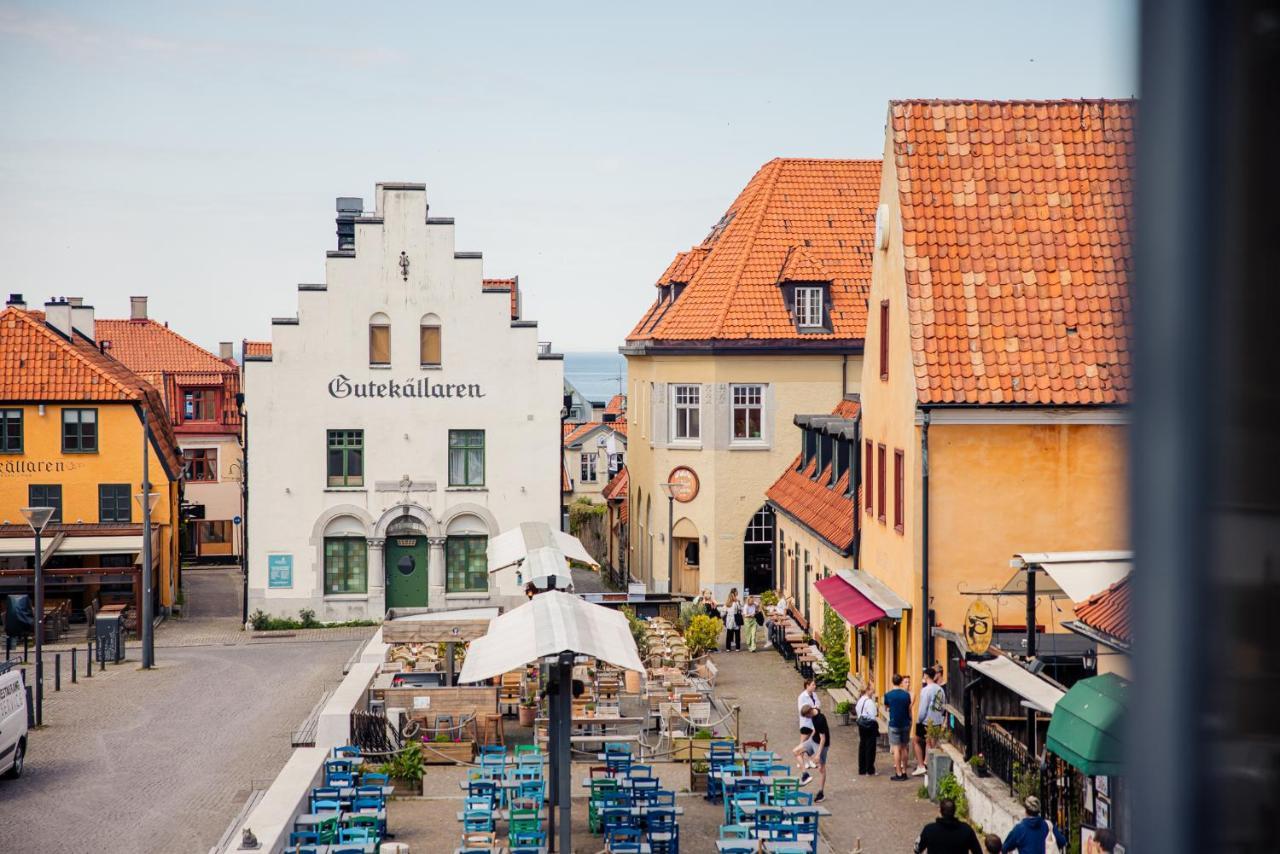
xmin=384 ymin=514 xmax=430 ymax=608
xmin=743 ymin=505 xmax=775 ymax=596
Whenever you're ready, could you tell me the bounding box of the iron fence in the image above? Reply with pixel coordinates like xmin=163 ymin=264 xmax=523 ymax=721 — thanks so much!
xmin=976 ymin=721 xmax=1083 ymax=840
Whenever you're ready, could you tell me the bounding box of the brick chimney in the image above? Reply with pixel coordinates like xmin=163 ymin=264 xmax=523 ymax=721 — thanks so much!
xmin=130 ymin=296 xmax=148 ymax=321
xmin=44 ymin=299 xmax=73 ymax=338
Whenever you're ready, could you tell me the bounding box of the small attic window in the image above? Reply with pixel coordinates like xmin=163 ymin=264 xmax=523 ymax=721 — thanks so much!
xmin=796 ymin=287 xmax=824 ymax=328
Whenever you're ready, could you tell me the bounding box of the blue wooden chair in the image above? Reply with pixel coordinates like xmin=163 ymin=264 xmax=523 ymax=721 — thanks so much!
xmin=753 ymin=806 xmax=785 ymax=841
xmin=360 ymin=771 xmax=389 ymax=787
xmin=463 ymin=808 xmax=495 ymax=833
xmin=604 ymin=825 xmax=644 ymax=851
xmin=288 ymin=829 xmax=319 ymax=847
xmin=325 ymin=770 xmax=355 ymax=788
xmin=339 ymin=825 xmax=376 ymax=843
xmin=775 ymin=790 xmax=813 ymax=807
xmin=645 ymin=807 xmax=679 ymax=854
xmin=332 ymin=745 xmax=361 ymax=759
xmin=791 ymin=808 xmax=820 ymax=853
xmin=467 ymin=780 xmax=499 ymax=810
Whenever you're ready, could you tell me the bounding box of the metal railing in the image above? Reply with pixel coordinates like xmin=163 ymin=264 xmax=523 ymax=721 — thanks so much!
xmin=976 ymin=720 xmax=1083 ymax=838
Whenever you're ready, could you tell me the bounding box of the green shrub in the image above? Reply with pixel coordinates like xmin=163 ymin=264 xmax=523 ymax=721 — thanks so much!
xmin=390 ymin=741 xmax=425 ymax=783
xmin=760 ymin=590 xmax=779 ymax=609
xmin=819 ymin=602 xmax=850 ymax=687
xmin=298 ymin=608 xmax=319 ymax=628
xmin=677 ymin=600 xmax=703 ymax=633
xmin=619 ymin=605 xmax=650 ymax=659
xmin=693 ymin=728 xmax=714 ymax=739
xmin=685 ymin=614 xmax=722 ymax=658
xmin=248 ymin=608 xmax=378 ymax=631
xmin=936 ymin=773 xmax=969 ymax=818
xmin=834 ymin=700 xmax=854 ymax=715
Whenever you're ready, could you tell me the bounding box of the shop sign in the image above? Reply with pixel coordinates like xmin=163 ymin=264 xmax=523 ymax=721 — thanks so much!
xmin=667 ymin=466 xmax=700 ymax=503
xmin=0 ymin=459 xmax=85 ymax=476
xmin=328 ymin=374 xmax=485 ymax=399
xmin=268 ymin=554 xmax=293 ymax=588
xmin=963 ymin=598 xmax=994 ymax=655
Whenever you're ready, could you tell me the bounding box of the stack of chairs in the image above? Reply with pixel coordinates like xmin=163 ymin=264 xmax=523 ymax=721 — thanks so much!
xmin=705 ymin=740 xmax=739 ymax=803
xmin=456 ymin=746 xmax=547 ymax=854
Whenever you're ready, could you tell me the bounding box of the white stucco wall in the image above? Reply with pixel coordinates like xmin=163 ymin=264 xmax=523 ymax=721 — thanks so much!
xmin=245 ymin=183 xmax=562 ymax=620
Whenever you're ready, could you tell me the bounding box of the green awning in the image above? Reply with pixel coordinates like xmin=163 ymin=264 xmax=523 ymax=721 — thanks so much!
xmin=1046 ymin=672 xmax=1128 ymax=776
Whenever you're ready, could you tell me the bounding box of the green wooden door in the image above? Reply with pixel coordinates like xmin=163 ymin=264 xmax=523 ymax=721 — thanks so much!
xmin=385 ymin=536 xmax=428 ymax=609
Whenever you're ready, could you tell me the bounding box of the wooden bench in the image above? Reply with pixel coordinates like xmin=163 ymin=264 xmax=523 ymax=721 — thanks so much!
xmin=826 ymin=687 xmax=855 ymax=708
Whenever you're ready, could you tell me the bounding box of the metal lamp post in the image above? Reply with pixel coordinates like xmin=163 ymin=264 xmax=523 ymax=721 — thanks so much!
xmin=659 ymin=482 xmax=676 ymax=594
xmin=19 ymin=505 xmax=55 ymax=727
xmin=135 ymin=418 xmax=161 ymax=669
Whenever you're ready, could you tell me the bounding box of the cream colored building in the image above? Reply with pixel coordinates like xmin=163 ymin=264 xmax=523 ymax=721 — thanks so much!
xmin=621 ymin=158 xmax=881 ymax=598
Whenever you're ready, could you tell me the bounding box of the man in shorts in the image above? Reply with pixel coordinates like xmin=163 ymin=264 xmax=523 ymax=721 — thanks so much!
xmin=884 ymin=673 xmax=913 ymax=780
xmin=792 ymin=704 xmax=831 ymax=802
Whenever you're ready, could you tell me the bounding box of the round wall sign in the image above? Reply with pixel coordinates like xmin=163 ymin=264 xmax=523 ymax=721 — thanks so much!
xmin=667 ymin=466 xmax=700 ymax=503
xmin=963 ymin=598 xmax=994 ymax=655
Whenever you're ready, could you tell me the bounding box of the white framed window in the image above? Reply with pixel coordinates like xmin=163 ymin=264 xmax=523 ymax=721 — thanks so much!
xmin=795 ymin=287 xmax=823 ymax=328
xmin=580 ymin=452 xmax=597 ymax=483
xmin=731 ymin=384 xmax=765 ymax=442
xmin=671 ymin=384 xmax=701 ymax=441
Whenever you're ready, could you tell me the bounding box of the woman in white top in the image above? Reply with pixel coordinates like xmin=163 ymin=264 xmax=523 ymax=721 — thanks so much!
xmin=794 ymin=678 xmax=821 ymax=769
xmin=721 ymin=588 xmax=742 ymax=651
xmin=855 ymin=682 xmax=879 ymax=775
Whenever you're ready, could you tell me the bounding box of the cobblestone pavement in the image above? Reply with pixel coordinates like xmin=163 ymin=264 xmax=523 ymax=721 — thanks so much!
xmin=1 ymin=566 xmax=372 ymax=853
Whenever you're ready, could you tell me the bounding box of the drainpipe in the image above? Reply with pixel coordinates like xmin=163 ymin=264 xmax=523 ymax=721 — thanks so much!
xmin=239 ymin=403 xmax=249 ymax=626
xmin=921 ymin=408 xmax=932 ymax=669
xmin=852 ymin=419 xmax=862 ymax=570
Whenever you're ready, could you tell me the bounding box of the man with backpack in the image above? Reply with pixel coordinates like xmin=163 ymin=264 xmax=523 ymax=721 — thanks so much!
xmin=914 ymin=665 xmax=947 ymax=776
xmin=1003 ymin=796 xmax=1067 ymax=853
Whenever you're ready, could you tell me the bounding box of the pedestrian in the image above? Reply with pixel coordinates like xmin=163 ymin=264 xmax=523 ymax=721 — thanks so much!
xmin=984 ymin=834 xmax=1002 ymax=854
xmin=794 ymin=677 xmax=820 ymax=770
xmin=722 ymin=588 xmax=742 ymax=651
xmin=884 ymin=673 xmax=913 ymax=780
xmin=914 ymin=665 xmax=947 ymax=776
xmin=1002 ymin=796 xmax=1066 ymax=853
xmin=793 ymin=704 xmax=831 ymax=802
xmin=1084 ymin=829 xmax=1116 ymax=854
xmin=743 ymin=595 xmax=761 ymax=652
xmin=914 ymin=797 xmax=983 ymax=853
xmin=701 ymin=589 xmax=719 ymax=617
xmin=855 ymin=682 xmax=879 ymax=775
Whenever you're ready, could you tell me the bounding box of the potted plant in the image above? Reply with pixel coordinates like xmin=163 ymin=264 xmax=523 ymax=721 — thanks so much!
xmin=969 ymin=754 xmax=990 ymax=778
xmin=834 ymin=699 xmax=854 ymax=725
xmin=422 ymin=731 xmax=475 ymax=765
xmin=518 ymin=695 xmax=538 ymax=727
xmin=584 ymin=702 xmax=597 ymax=717
xmin=387 ymin=742 xmax=425 ymax=795
xmin=690 ymin=759 xmax=710 ymax=793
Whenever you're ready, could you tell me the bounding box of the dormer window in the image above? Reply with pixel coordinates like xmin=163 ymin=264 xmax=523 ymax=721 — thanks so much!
xmin=182 ymin=388 xmax=216 ymax=422
xmin=795 ymin=287 xmax=824 ymax=328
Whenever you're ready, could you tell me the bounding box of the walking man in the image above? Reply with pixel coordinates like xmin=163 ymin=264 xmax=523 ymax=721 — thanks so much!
xmin=793 ymin=704 xmax=831 ymax=802
xmin=914 ymin=665 xmax=947 ymax=776
xmin=915 ymin=798 xmax=983 ymax=853
xmin=855 ymin=682 xmax=879 ymax=775
xmin=1002 ymin=796 xmax=1066 ymax=853
xmin=884 ymin=674 xmax=913 ymax=780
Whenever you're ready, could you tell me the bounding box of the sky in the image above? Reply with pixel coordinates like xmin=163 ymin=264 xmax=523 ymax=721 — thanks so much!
xmin=0 ymin=1 xmax=1137 ymax=354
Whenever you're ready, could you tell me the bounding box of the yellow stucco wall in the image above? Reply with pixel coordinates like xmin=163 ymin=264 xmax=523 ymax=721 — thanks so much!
xmin=774 ymin=513 xmax=849 ymax=638
xmin=0 ymin=402 xmax=180 ymax=605
xmin=625 ymin=352 xmax=860 ymax=597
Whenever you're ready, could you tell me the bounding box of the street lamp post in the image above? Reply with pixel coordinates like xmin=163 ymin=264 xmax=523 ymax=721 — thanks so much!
xmin=135 ymin=418 xmax=161 ymax=669
xmin=20 ymin=506 xmax=55 ymax=727
xmin=659 ymin=482 xmax=676 ymax=595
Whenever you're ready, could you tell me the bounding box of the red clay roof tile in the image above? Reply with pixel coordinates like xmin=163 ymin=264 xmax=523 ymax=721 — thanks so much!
xmin=628 ymin=158 xmax=881 ymax=344
xmin=891 ymin=99 xmax=1134 ymax=405
xmin=483 ymin=278 xmax=519 ymax=320
xmin=1073 ymin=575 xmax=1130 ymax=644
xmin=765 ymin=400 xmax=860 ymax=551
xmin=243 ymin=340 xmax=272 ymax=358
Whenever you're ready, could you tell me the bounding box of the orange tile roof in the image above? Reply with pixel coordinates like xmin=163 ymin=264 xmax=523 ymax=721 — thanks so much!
xmin=97 ymin=319 xmax=236 ymax=375
xmin=1073 ymin=575 xmax=1131 ymax=645
xmin=243 ymin=340 xmax=272 ymax=358
xmin=563 ymin=420 xmax=627 ymax=447
xmin=0 ymin=307 xmax=182 ymax=478
xmin=601 ymin=467 xmax=628 ymax=501
xmin=483 ymin=277 xmax=519 ymax=320
xmin=892 ymin=99 xmax=1134 ymax=405
xmin=604 ymin=394 xmax=626 ymax=415
xmin=627 ymin=158 xmax=881 ymax=345
xmin=765 ymin=399 xmax=860 ymax=551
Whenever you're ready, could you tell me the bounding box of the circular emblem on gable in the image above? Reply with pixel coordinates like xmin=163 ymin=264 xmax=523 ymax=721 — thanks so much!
xmin=667 ymin=466 xmax=700 ymax=503
xmin=963 ymin=599 xmax=994 ymax=655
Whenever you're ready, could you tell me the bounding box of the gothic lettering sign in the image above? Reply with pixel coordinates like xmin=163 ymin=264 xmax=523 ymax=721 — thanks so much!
xmin=667 ymin=466 xmax=700 ymax=503
xmin=963 ymin=598 xmax=994 ymax=655
xmin=327 ymin=374 xmax=486 ymax=400
xmin=0 ymin=460 xmax=84 ymax=476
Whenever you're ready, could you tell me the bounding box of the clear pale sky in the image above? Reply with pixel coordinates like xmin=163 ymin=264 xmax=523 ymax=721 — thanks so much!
xmin=0 ymin=1 xmax=1137 ymax=353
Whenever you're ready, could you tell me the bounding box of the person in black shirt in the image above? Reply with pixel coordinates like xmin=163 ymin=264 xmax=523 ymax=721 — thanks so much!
xmin=915 ymin=798 xmax=983 ymax=854
xmin=793 ymin=705 xmax=832 ymax=802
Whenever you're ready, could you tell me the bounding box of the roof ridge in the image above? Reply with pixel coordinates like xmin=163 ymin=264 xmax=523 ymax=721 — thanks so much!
xmin=6 ymin=308 xmax=134 ymax=398
xmin=707 ymin=159 xmax=786 ymax=335
xmin=98 ymin=317 xmax=233 ymax=370
xmin=891 ymin=97 xmax=1136 ymax=107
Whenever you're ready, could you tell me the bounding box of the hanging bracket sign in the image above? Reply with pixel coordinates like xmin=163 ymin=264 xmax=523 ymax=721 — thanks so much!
xmin=963 ymin=598 xmax=994 ymax=655
xmin=667 ymin=466 xmax=700 ymax=503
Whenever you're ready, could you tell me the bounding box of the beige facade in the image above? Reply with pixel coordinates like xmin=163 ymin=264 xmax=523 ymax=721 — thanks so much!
xmin=624 ymin=352 xmax=859 ymax=598
xmin=562 ymin=423 xmax=625 ymax=505
xmin=773 ymin=515 xmax=846 ymax=637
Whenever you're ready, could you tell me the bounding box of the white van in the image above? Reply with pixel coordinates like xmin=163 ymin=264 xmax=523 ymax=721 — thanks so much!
xmin=0 ymin=665 xmax=28 ymax=779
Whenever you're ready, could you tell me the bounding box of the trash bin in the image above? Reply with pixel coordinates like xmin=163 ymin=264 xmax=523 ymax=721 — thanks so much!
xmin=95 ymin=612 xmax=125 ymax=664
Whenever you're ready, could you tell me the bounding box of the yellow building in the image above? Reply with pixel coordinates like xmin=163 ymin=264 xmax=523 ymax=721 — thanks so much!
xmin=622 ymin=158 xmax=880 ymax=598
xmin=851 ymin=100 xmax=1134 ymax=695
xmin=0 ymin=299 xmax=182 ymax=628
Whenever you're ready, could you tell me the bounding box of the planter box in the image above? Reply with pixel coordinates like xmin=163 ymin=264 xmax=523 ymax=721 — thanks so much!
xmin=422 ymin=740 xmax=474 ymax=764
xmin=690 ymin=771 xmax=708 ymax=793
xmin=390 ymin=776 xmax=422 ymax=797
xmin=671 ymin=737 xmax=711 ymax=762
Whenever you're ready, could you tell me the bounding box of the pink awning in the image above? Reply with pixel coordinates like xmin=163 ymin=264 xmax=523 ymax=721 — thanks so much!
xmin=814 ymin=574 xmax=886 ymax=627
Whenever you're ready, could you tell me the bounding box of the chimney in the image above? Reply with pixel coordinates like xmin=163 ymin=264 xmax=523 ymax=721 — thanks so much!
xmin=219 ymin=342 xmax=234 ymax=360
xmin=5 ymin=293 xmax=24 ymax=309
xmin=130 ymin=296 xmax=148 ymax=321
xmin=70 ymin=300 xmax=95 ymax=341
xmin=44 ymin=299 xmax=73 ymax=338
xmin=335 ymin=197 xmax=362 ymax=250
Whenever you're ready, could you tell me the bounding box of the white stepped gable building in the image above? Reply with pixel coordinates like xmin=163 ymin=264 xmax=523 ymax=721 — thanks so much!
xmin=244 ymin=182 xmax=563 ymax=620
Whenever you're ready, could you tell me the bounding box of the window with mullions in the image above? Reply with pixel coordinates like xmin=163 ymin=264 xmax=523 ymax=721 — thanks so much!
xmin=446 ymin=535 xmax=489 ymax=592
xmin=323 ymin=537 xmax=367 ymax=594
xmin=99 ymin=484 xmax=130 ymax=524
xmin=28 ymin=485 xmax=62 ymax=523
xmin=326 ymin=430 xmax=364 ymax=487
xmin=671 ymin=384 xmax=700 ymax=441
xmin=0 ymin=409 xmax=22 ymax=453
xmin=448 ymin=430 xmax=485 ymax=486
xmin=745 ymin=506 xmax=774 ymax=543
xmin=580 ymin=452 xmax=597 ymax=483
xmin=182 ymin=388 xmax=216 ymax=422
xmin=731 ymin=384 xmax=764 ymax=441
xmin=183 ymin=447 xmax=218 ymax=482
xmin=795 ymin=287 xmax=824 ymax=328
xmin=63 ymin=408 xmax=97 ymax=453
